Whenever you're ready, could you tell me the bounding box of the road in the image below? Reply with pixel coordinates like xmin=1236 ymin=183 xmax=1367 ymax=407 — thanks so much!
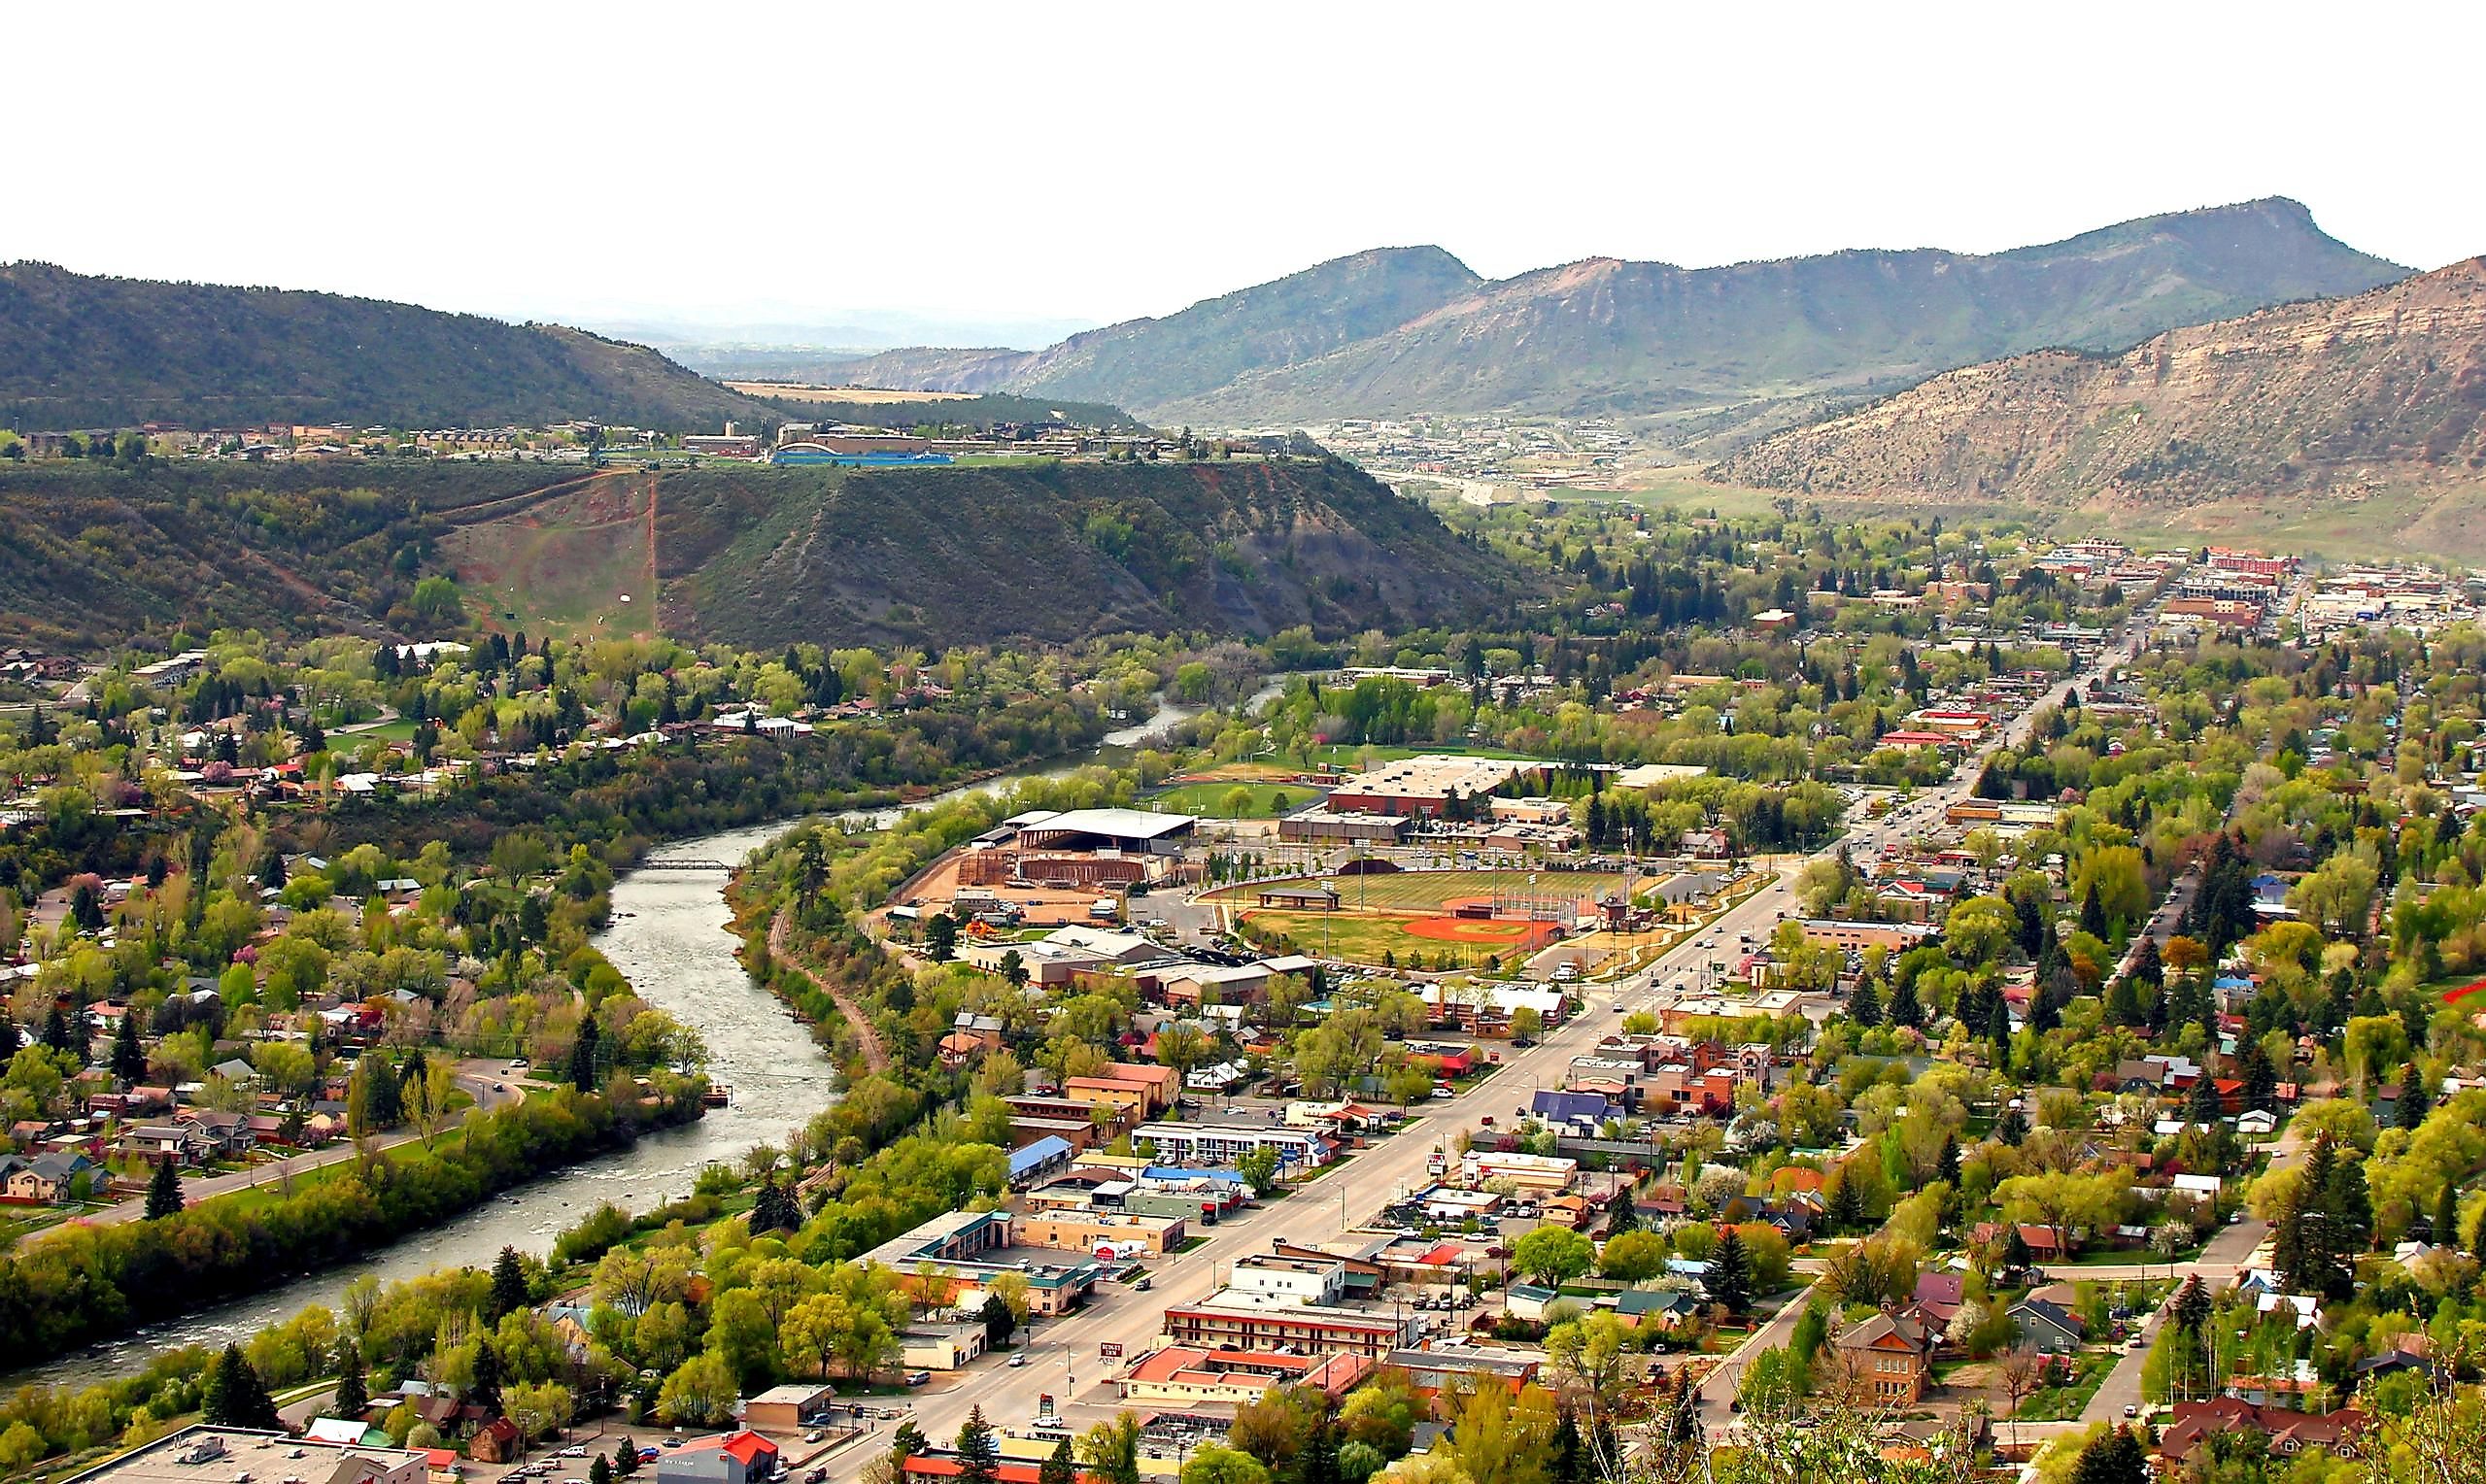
xmin=839 ymin=620 xmax=2165 ymax=1471
xmin=18 ymin=1061 xmax=521 ymax=1247
xmin=2078 ymin=1120 xmax=2304 ymax=1425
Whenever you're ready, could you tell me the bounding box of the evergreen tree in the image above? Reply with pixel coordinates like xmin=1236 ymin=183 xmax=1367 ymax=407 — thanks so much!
xmin=1995 ymin=1105 xmax=2027 ymax=1146
xmin=2434 ymin=1181 xmax=2461 ymax=1245
xmin=569 ymin=1014 xmax=601 ymax=1092
xmin=613 ymin=1441 xmax=640 ymax=1478
xmin=42 ymin=1004 xmax=71 ymax=1055
xmin=2079 ymin=882 xmax=2108 ymax=941
xmin=591 ymin=1459 xmax=613 ymax=1484
xmin=2130 ymin=935 xmax=2162 ymax=988
xmin=1848 ymin=977 xmax=1881 ymax=1028
xmin=112 ymin=1009 xmax=148 ymax=1085
xmin=2070 ymin=1425 xmax=2148 ymax=1484
xmin=145 ymin=1157 xmax=184 ymax=1219
xmin=489 ymin=1245 xmax=529 ymax=1320
xmin=1708 ymin=1227 xmax=1754 ymax=1315
xmin=1936 ymin=1134 xmax=1961 ymax=1186
xmin=1988 ymin=998 xmax=2013 ymax=1067
xmin=203 ymin=1345 xmax=281 ymax=1430
xmin=2184 ymin=1070 xmax=2223 ymax=1128
xmin=1038 ymin=1437 xmax=1074 ymax=1484
xmin=2238 ymin=1040 xmax=2278 ymax=1113
xmin=1888 ymin=974 xmax=1922 ymax=1029
xmin=956 ymin=1407 xmax=1000 ymax=1484
xmin=2395 ymin=1062 xmax=2428 ymax=1130
xmin=467 ymin=1338 xmax=503 ymax=1412
xmin=1827 ymin=1176 xmax=1864 ymax=1233
xmin=333 ymin=1343 xmax=369 ymax=1419
xmin=980 ymin=1293 xmax=1017 ymax=1349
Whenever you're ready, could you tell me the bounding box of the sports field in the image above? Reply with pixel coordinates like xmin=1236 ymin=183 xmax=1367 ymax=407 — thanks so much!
xmin=1209 ymin=869 xmax=1634 ymax=967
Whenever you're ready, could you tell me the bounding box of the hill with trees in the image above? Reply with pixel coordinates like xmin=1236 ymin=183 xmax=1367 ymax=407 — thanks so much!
xmin=804 ymin=201 xmax=2405 ymax=425
xmin=0 ymin=261 xmax=777 ymax=430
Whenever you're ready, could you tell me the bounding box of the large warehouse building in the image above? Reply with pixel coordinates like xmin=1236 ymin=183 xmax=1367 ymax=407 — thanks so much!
xmin=1005 ymin=808 xmax=1199 ymax=854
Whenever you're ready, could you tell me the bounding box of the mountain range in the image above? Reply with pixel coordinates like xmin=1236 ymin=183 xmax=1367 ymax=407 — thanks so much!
xmin=0 ymin=262 xmax=782 ymax=431
xmin=1712 ymin=256 xmax=2486 ymax=552
xmin=809 ymin=199 xmax=2408 ymax=426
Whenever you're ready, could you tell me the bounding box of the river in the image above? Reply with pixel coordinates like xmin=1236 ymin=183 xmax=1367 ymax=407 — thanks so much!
xmin=19 ymin=681 xmax=1284 ymax=1389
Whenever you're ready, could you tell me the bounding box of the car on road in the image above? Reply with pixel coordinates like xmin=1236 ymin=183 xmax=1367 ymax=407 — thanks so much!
xmin=2124 ymin=1404 xmax=2139 ymax=1418
xmin=1009 ymin=1352 xmax=1028 ymax=1366
xmin=905 ymin=1371 xmax=932 ymax=1387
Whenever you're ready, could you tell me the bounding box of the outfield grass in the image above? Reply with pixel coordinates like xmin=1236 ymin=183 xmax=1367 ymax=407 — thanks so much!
xmin=1145 ymin=781 xmax=1319 ymax=819
xmin=1205 ymin=869 xmax=1630 ymax=912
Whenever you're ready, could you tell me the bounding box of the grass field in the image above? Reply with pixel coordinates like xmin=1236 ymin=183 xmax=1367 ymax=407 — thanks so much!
xmin=1145 ymin=781 xmax=1318 ymax=818
xmin=1213 ymin=868 xmax=1634 ymax=967
xmin=440 ymin=473 xmax=656 ymax=638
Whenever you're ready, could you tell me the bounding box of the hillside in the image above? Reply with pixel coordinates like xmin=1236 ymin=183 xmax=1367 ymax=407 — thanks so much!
xmin=636 ymin=458 xmax=1521 ymax=649
xmin=816 ymin=246 xmax=1487 ymax=413
xmin=0 ymin=461 xmax=583 ymax=649
xmin=817 ymin=201 xmax=2404 ymax=424
xmin=1712 ymin=257 xmax=2486 ymax=554
xmin=0 ymin=262 xmax=777 ymax=431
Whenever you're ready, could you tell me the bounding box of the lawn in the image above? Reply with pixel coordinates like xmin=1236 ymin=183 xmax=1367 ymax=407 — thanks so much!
xmin=2018 ymin=1351 xmax=2115 ymax=1421
xmin=1145 ymin=780 xmax=1321 ymax=819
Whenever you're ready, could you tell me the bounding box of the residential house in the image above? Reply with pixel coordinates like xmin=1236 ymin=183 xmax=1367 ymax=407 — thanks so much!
xmin=2158 ymin=1400 xmax=2368 ymax=1467
xmin=2009 ymin=1297 xmax=2085 ymax=1355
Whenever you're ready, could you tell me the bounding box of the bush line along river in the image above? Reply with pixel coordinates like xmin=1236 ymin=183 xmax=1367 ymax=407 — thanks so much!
xmin=16 ymin=693 xmax=1239 ymax=1391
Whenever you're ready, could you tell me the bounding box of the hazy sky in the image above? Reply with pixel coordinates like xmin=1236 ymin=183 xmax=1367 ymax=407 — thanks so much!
xmin=11 ymin=1 xmax=2480 ymax=341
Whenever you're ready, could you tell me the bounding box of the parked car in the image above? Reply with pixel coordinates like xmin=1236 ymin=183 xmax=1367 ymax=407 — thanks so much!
xmin=904 ymin=1372 xmax=932 ymax=1387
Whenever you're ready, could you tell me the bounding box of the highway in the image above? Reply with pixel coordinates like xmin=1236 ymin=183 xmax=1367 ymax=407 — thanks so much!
xmin=834 ymin=620 xmax=2157 ymax=1471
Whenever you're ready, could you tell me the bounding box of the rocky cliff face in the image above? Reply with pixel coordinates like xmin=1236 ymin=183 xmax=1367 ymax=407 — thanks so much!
xmin=1716 ymin=257 xmax=2486 ymax=516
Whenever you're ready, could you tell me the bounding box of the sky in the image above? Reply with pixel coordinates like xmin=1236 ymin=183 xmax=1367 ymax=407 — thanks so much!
xmin=10 ymin=1 xmax=2482 ymax=346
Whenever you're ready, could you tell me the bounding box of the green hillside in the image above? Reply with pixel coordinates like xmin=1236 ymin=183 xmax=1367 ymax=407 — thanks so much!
xmin=642 ymin=457 xmax=1522 ymax=649
xmin=0 ymin=261 xmax=777 ymax=431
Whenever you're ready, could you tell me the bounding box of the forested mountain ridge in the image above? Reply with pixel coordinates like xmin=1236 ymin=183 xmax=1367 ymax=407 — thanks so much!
xmin=804 ymin=200 xmax=2406 ymax=424
xmin=0 ymin=261 xmax=778 ymax=430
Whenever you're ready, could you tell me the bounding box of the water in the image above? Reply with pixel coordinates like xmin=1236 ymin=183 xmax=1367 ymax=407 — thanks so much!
xmin=17 ymin=678 xmax=1297 ymax=1389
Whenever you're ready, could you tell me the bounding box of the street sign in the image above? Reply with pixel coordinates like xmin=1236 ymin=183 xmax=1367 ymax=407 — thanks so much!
xmin=1099 ymin=1342 xmax=1124 ymax=1359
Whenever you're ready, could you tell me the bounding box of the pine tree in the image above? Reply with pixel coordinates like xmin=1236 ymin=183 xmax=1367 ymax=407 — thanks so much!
xmin=1708 ymin=1227 xmax=1754 ymax=1316
xmin=1827 ymin=1176 xmax=1863 ymax=1233
xmin=1888 ymin=974 xmax=1922 ymax=1029
xmin=2396 ymin=1062 xmax=2428 ymax=1130
xmin=570 ymin=1014 xmax=601 ymax=1092
xmin=332 ymin=1343 xmax=368 ymax=1419
xmin=956 ymin=1407 xmax=1000 ymax=1484
xmin=42 ymin=1004 xmax=71 ymax=1055
xmin=2080 ymin=882 xmax=2108 ymax=941
xmin=1936 ymin=1134 xmax=1961 ymax=1186
xmin=467 ymin=1338 xmax=503 ymax=1412
xmin=489 ymin=1245 xmax=529 ymax=1320
xmin=2434 ymin=1181 xmax=2461 ymax=1245
xmin=145 ymin=1157 xmax=184 ymax=1219
xmin=1038 ymin=1437 xmax=1074 ymax=1484
xmin=203 ymin=1344 xmax=280 ymax=1430
xmin=112 ymin=1008 xmax=147 ymax=1085
xmin=1848 ymin=977 xmax=1881 ymax=1028
xmin=1995 ymin=1106 xmax=2027 ymax=1146
xmin=2185 ymin=1071 xmax=2223 ymax=1128
xmin=2071 ymin=1424 xmax=2148 ymax=1484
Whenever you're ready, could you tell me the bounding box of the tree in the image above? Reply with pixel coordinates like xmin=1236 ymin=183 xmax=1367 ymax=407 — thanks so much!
xmin=592 ymin=1458 xmax=614 ymax=1484
xmin=111 ymin=1009 xmax=146 ymax=1086
xmin=980 ymin=1292 xmax=1018 ymax=1350
xmin=1039 ymin=1436 xmax=1076 ymax=1484
xmin=1596 ymin=1230 xmax=1666 ymax=1281
xmin=145 ymin=1157 xmax=184 ymax=1219
xmin=1510 ymin=1004 xmax=1544 ymax=1044
xmin=1708 ymin=1227 xmax=1754 ymax=1315
xmin=570 ymin=1014 xmax=602 ymax=1092
xmin=2396 ymin=1062 xmax=2429 ymax=1131
xmin=1887 ymin=973 xmax=1923 ymax=1028
xmin=612 ymin=1441 xmax=639 ymax=1478
xmin=1235 ymin=1145 xmax=1282 ymax=1197
xmin=333 ymin=1343 xmax=369 ymax=1419
xmin=1512 ymin=1226 xmax=1594 ymax=1287
xmin=202 ymin=1344 xmax=281 ymax=1430
xmin=1998 ymin=1345 xmax=2048 ymax=1450
xmin=1076 ymin=1411 xmax=1143 ymax=1484
xmin=490 ymin=1245 xmax=530 ymax=1320
xmin=925 ymin=913 xmax=959 ymax=962
xmin=1182 ymin=1445 xmax=1271 ymax=1484
xmin=2070 ymin=1424 xmax=2148 ymax=1484
xmin=655 ymin=1353 xmax=738 ymax=1427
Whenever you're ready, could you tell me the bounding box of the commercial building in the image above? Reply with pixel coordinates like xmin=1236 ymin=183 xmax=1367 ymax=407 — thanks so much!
xmin=1457 ymin=1150 xmax=1578 ymax=1193
xmin=1383 ymin=1346 xmax=1542 ymax=1395
xmin=901 ymin=1322 xmax=990 ymax=1371
xmin=1224 ymin=1252 xmax=1350 ymax=1306
xmin=1160 ymin=1298 xmax=1419 ymax=1358
xmin=1120 ymin=1347 xmax=1374 ymax=1406
xmin=854 ymin=1209 xmax=1102 ymax=1317
xmin=1277 ymin=812 xmax=1413 ymax=846
xmin=1007 ymin=809 xmax=1199 ymax=855
xmin=657 ymin=1433 xmax=779 ymax=1484
xmin=60 ymin=1430 xmax=428 ymax=1484
xmin=1016 ymin=1208 xmax=1188 ymax=1257
xmin=741 ymin=1384 xmax=836 ymax=1433
xmin=1323 ymin=756 xmax=1541 ymax=818
xmin=1134 ymin=1122 xmax=1333 ymax=1170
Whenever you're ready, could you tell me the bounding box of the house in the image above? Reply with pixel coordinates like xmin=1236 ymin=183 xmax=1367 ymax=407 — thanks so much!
xmin=1832 ymin=1312 xmax=1934 ymax=1403
xmin=2009 ymin=1297 xmax=2085 ymax=1355
xmin=901 ymin=1323 xmax=988 ymax=1372
xmin=467 ymin=1418 xmax=524 ymax=1465
xmin=1 ymin=1151 xmax=91 ymax=1203
xmin=656 ymin=1431 xmax=779 ymax=1484
xmin=2158 ymin=1400 xmax=2368 ymax=1466
xmin=1501 ymin=1283 xmax=1560 ymax=1322
xmin=1613 ymin=1288 xmax=1701 ymax=1332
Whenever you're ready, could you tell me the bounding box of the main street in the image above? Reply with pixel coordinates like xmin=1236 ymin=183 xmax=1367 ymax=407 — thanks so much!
xmin=838 ymin=619 xmax=2160 ymax=1473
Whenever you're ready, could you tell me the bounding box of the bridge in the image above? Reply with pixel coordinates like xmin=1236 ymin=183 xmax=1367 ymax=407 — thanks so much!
xmin=635 ymin=859 xmax=735 ymax=872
